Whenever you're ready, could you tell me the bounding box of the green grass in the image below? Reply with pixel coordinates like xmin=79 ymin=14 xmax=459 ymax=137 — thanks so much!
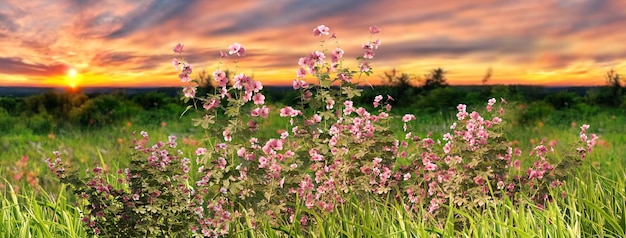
xmin=0 ymin=182 xmax=87 ymax=238
xmin=0 ymin=105 xmax=624 ymax=237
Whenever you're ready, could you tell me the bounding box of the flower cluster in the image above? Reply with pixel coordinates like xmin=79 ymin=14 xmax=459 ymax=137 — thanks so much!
xmin=47 ymin=24 xmax=598 ymax=237
xmin=45 ymin=132 xmax=198 ymax=237
xmin=171 ymin=24 xmax=598 ymax=232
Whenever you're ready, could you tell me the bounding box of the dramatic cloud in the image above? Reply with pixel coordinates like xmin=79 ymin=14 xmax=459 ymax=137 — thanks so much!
xmin=0 ymin=57 xmax=69 ymax=77
xmin=1 ymin=0 xmax=625 ymax=87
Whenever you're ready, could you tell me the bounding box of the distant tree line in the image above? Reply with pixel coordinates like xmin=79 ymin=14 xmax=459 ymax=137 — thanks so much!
xmin=0 ymin=68 xmax=624 ymax=133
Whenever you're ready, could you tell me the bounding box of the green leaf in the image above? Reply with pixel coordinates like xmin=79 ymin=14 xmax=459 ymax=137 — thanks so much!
xmin=320 ymin=79 xmax=332 ymax=88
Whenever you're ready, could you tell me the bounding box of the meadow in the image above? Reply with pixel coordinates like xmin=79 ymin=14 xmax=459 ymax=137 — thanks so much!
xmin=0 ymin=86 xmax=625 ymax=237
xmin=1 ymin=26 xmax=626 ymax=237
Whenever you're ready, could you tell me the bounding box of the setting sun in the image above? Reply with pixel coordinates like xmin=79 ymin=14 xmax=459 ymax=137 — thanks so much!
xmin=68 ymin=68 xmax=77 ymax=78
xmin=67 ymin=68 xmax=79 ymax=88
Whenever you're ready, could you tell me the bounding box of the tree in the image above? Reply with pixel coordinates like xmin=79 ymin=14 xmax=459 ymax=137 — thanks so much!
xmin=606 ymin=69 xmax=623 ymax=88
xmin=481 ymin=67 xmax=492 ymax=85
xmin=381 ymin=68 xmax=418 ymax=88
xmin=598 ymin=69 xmax=625 ymax=106
xmin=422 ymin=67 xmax=448 ymax=91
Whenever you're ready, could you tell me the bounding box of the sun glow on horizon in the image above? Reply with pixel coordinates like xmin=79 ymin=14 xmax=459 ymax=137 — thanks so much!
xmin=67 ymin=68 xmax=79 ymax=88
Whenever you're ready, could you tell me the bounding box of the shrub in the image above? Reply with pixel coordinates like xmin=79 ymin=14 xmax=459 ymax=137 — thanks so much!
xmin=68 ymin=95 xmax=138 ymax=127
xmin=46 ymin=25 xmax=598 ymax=237
xmin=45 ymin=134 xmax=195 ymax=237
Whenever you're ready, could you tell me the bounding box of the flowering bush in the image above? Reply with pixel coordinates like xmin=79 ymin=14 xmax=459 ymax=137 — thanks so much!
xmin=46 ymin=24 xmax=597 ymax=237
xmin=45 ymin=133 xmax=195 ymax=237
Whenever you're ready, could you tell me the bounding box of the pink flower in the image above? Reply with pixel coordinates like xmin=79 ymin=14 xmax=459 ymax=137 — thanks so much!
xmin=183 ymin=86 xmax=196 ymax=98
xmin=195 ymin=147 xmax=207 ymax=156
xmin=313 ymin=25 xmax=330 ymax=36
xmin=473 ymin=176 xmax=485 ymax=185
xmin=203 ymin=98 xmax=220 ymax=110
xmin=443 ymin=141 xmax=452 ymax=154
xmin=223 ymin=130 xmax=232 ymax=142
xmin=280 ymin=106 xmax=301 ymax=117
xmin=373 ymin=95 xmax=383 ymax=107
xmin=332 ymin=48 xmax=344 ymax=58
xmin=298 ymin=57 xmax=309 ymax=67
xmin=457 ymin=104 xmax=467 ymax=112
xmin=258 ymin=156 xmax=268 ymax=168
xmin=172 ymin=58 xmax=180 ymax=69
xmin=580 ymin=124 xmax=590 ymax=134
xmin=337 ymin=73 xmax=351 ymax=82
xmin=372 ymin=39 xmax=381 ymax=49
xmin=362 ymin=42 xmax=373 ymax=50
xmin=173 ymin=43 xmax=184 ymax=53
xmin=492 ymin=117 xmax=502 ymax=124
xmin=179 ymin=73 xmax=190 ymax=82
xmin=512 ymin=159 xmax=520 ymax=169
xmin=214 ymin=71 xmax=228 ymax=87
xmin=253 ymin=93 xmax=265 ymax=105
xmin=363 ymin=49 xmax=375 ymax=59
xmin=292 ymin=79 xmax=302 ymax=90
xmin=220 ymin=50 xmax=227 ymax=58
xmin=296 ymin=67 xmax=307 ymax=78
xmin=326 ymin=98 xmax=335 ymax=110
xmin=228 ymin=42 xmax=246 ymax=56
xmin=359 ymin=62 xmax=371 ymax=72
xmin=181 ymin=63 xmax=192 ymax=75
xmin=310 ymin=51 xmax=325 ymax=64
xmin=369 ymin=26 xmax=380 ymax=34
xmin=259 ymin=106 xmax=269 ymax=118
xmin=233 ymin=73 xmax=247 ymax=89
xmin=424 ymin=162 xmax=437 ymax=171
xmin=402 ymin=114 xmax=416 ymax=122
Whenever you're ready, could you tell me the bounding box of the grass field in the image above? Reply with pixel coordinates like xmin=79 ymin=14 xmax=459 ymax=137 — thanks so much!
xmin=1 ymin=101 xmax=625 ymax=237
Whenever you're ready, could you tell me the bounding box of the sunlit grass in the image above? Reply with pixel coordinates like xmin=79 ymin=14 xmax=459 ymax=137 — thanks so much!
xmin=0 ymin=106 xmax=624 ymax=237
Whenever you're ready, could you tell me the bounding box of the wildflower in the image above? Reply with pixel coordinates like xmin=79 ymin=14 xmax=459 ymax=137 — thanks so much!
xmin=326 ymin=98 xmax=335 ymax=110
xmin=222 ymin=130 xmax=232 ymax=142
xmin=213 ymin=69 xmax=228 ymax=87
xmin=369 ymin=25 xmax=380 ymax=34
xmin=337 ymin=73 xmax=351 ymax=82
xmin=172 ymin=58 xmax=180 ymax=69
xmin=183 ymin=86 xmax=196 ymax=98
xmin=195 ymin=147 xmax=208 ymax=156
xmin=296 ymin=67 xmax=307 ymax=78
xmin=173 ymin=43 xmax=184 ymax=53
xmin=310 ymin=51 xmax=325 ymax=64
xmin=359 ymin=62 xmax=371 ymax=72
xmin=372 ymin=39 xmax=381 ymax=49
xmin=402 ymin=114 xmax=416 ymax=122
xmin=313 ymin=25 xmax=330 ymax=36
xmin=332 ymin=48 xmax=344 ymax=58
xmin=228 ymin=42 xmax=246 ymax=56
xmin=252 ymin=93 xmax=265 ymax=105
xmin=363 ymin=49 xmax=375 ymax=59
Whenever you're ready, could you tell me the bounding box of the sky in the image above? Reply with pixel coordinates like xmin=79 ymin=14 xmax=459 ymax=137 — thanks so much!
xmin=1 ymin=0 xmax=625 ymax=88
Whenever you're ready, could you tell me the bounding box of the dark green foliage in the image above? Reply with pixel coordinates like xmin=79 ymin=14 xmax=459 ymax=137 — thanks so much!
xmin=413 ymin=87 xmax=465 ymax=112
xmin=544 ymin=91 xmax=579 ymax=110
xmin=68 ymin=94 xmax=138 ymax=126
xmin=516 ymin=100 xmax=554 ymax=124
xmin=2 ymin=75 xmax=626 ymax=133
xmin=131 ymin=92 xmax=176 ymax=110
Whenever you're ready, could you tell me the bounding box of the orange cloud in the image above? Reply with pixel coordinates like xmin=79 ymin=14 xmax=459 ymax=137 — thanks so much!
xmin=1 ymin=0 xmax=625 ymax=88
